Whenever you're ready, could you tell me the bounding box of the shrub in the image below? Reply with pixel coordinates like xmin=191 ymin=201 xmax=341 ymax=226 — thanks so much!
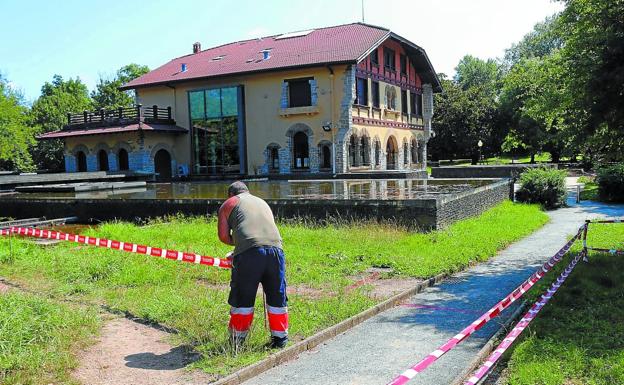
xmin=596 ymin=164 xmax=624 ymax=202
xmin=516 ymin=167 xmax=567 ymax=209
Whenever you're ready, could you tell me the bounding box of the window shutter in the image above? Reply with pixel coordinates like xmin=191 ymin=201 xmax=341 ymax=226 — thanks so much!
xmin=280 ymin=81 xmax=289 ymax=109
xmin=309 ymin=79 xmax=318 ymax=106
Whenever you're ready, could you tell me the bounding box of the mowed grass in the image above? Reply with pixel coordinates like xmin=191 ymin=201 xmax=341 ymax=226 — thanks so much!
xmin=0 ymin=200 xmax=548 ymax=378
xmin=501 ymin=222 xmax=624 ymax=385
xmin=0 ymin=292 xmax=99 ymax=385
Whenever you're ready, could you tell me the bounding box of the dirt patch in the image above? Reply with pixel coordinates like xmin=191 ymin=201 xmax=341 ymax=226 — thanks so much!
xmin=73 ymin=317 xmax=215 ymax=385
xmin=286 ymin=284 xmax=327 ymax=299
xmin=0 ymin=279 xmax=11 ymax=294
xmin=367 ymin=278 xmax=423 ymax=299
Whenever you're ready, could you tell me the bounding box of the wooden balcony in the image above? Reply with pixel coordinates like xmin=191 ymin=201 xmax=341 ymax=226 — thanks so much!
xmin=64 ymin=104 xmax=174 ymax=130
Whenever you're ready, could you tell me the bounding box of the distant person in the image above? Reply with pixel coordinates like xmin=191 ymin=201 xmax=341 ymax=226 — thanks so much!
xmin=217 ymin=181 xmax=288 ymax=349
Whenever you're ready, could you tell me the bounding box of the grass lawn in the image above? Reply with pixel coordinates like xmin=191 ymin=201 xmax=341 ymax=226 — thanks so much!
xmin=0 ymin=201 xmax=548 ymax=381
xmin=499 ymin=222 xmax=624 ymax=385
xmin=0 ymin=291 xmax=99 ymax=385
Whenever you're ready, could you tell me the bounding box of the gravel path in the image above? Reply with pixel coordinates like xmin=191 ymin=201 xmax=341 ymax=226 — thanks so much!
xmin=243 ymin=197 xmax=624 ymax=385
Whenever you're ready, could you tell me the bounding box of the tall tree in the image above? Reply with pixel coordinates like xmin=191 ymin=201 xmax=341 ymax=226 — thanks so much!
xmin=0 ymin=75 xmax=36 ymax=171
xmin=454 ymin=55 xmax=501 ymax=96
xmin=429 ymin=75 xmax=497 ymax=163
xmin=30 ymin=75 xmax=92 ymax=171
xmin=91 ymin=64 xmax=149 ymax=110
xmin=557 ymin=0 xmax=624 ymax=161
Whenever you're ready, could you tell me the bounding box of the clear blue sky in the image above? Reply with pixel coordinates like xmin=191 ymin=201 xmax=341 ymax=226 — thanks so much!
xmin=1 ymin=0 xmax=563 ymax=103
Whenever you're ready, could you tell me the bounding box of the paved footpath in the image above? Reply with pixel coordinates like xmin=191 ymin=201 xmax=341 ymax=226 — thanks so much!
xmin=245 ymin=195 xmax=624 ymax=385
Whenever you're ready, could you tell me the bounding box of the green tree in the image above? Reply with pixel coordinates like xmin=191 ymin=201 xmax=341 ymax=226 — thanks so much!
xmin=91 ymin=64 xmax=149 ymax=110
xmin=557 ymin=0 xmax=624 ymax=161
xmin=0 ymin=75 xmax=36 ymax=171
xmin=503 ymin=15 xmax=563 ymax=67
xmin=30 ymin=75 xmax=92 ymax=171
xmin=454 ymin=55 xmax=502 ymax=96
xmin=429 ymin=75 xmax=497 ymax=163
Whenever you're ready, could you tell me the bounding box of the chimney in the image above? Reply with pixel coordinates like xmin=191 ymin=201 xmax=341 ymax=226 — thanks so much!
xmin=193 ymin=42 xmax=201 ymax=54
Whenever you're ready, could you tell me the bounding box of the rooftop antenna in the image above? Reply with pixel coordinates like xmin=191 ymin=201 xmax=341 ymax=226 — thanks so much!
xmin=361 ymin=0 xmax=365 ymax=22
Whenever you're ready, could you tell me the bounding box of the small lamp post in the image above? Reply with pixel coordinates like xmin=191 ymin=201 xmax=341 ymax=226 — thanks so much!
xmin=477 ymin=140 xmax=483 ymax=164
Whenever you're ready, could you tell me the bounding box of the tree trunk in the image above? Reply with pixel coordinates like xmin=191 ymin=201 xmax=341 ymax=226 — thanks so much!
xmin=530 ymin=153 xmax=535 ymax=163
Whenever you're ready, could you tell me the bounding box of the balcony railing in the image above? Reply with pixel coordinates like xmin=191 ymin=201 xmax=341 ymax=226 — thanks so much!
xmin=64 ymin=104 xmax=174 ymax=130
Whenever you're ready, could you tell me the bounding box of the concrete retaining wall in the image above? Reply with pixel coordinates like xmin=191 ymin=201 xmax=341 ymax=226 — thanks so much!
xmin=1 ymin=180 xmax=512 ymax=231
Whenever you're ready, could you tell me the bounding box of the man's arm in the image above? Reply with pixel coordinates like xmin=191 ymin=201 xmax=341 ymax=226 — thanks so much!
xmin=218 ymin=196 xmax=238 ymax=246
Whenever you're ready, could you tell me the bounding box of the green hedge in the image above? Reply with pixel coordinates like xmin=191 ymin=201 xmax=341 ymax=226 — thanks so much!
xmin=596 ymin=164 xmax=624 ymax=202
xmin=516 ymin=168 xmax=567 ymax=209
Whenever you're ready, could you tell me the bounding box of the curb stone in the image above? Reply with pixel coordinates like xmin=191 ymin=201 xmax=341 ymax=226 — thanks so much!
xmin=210 ymin=273 xmax=450 ymax=385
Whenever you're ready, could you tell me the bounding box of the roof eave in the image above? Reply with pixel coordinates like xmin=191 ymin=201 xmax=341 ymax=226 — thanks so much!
xmin=119 ymin=60 xmax=358 ymax=91
xmin=388 ymin=32 xmax=443 ymax=92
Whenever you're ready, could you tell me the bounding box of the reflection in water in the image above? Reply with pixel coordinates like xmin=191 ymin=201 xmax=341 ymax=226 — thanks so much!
xmin=17 ymin=179 xmax=493 ymax=201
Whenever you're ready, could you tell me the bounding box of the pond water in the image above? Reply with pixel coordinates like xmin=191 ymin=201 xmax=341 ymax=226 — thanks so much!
xmin=14 ymin=178 xmax=496 ymax=201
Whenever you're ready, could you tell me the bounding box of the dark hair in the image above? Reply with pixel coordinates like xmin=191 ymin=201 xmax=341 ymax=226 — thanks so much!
xmin=228 ymin=181 xmax=249 ymax=196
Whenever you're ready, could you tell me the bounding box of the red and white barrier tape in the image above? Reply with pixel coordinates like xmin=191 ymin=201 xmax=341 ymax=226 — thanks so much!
xmin=1 ymin=227 xmax=232 ymax=269
xmin=464 ymin=250 xmax=585 ymax=385
xmin=386 ymin=226 xmax=584 ymax=385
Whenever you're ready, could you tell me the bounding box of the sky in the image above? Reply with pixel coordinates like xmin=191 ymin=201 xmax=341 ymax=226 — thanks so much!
xmin=0 ymin=0 xmax=564 ymax=102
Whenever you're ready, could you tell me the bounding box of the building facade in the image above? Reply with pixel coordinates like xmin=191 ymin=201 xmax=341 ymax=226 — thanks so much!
xmin=40 ymin=23 xmax=441 ymax=178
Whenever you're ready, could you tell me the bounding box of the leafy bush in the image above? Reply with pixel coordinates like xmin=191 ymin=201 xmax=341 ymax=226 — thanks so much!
xmin=596 ymin=164 xmax=624 ymax=202
xmin=516 ymin=167 xmax=567 ymax=209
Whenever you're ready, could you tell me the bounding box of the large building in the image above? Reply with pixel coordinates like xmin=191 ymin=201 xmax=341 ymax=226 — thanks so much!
xmin=39 ymin=23 xmax=441 ymax=178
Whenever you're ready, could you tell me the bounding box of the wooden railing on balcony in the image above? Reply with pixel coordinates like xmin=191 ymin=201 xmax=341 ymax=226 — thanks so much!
xmin=64 ymin=104 xmax=174 ymax=130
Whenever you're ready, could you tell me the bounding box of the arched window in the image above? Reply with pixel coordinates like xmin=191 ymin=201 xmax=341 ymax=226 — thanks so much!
xmin=411 ymin=139 xmax=418 ymax=164
xmin=386 ymin=136 xmax=398 ymax=170
xmin=349 ymin=135 xmax=358 ymax=167
xmin=118 ymin=148 xmax=129 ymax=171
xmin=374 ymin=140 xmax=381 ymax=167
xmin=320 ymin=144 xmax=332 ymax=170
xmin=385 ymin=86 xmax=397 ymax=110
xmin=293 ymin=131 xmax=309 ymax=169
xmin=403 ymin=141 xmax=409 ymax=165
xmin=76 ymin=151 xmax=87 ymax=172
xmin=360 ymin=136 xmax=370 ymax=166
xmin=97 ymin=149 xmax=109 ymax=171
xmin=270 ymin=147 xmax=279 ymax=171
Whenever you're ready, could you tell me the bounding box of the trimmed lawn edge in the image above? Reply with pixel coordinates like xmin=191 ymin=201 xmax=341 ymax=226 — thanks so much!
xmin=211 ymin=272 xmax=450 ymax=385
xmin=450 ymin=300 xmax=529 ymax=385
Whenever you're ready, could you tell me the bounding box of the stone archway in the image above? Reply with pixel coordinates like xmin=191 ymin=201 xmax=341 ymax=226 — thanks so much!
xmin=386 ymin=136 xmax=398 ymax=170
xmin=154 ymin=149 xmax=172 ymax=180
xmin=286 ymin=123 xmax=314 ymax=171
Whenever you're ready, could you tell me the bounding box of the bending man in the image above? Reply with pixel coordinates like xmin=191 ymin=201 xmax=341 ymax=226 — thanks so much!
xmin=218 ymin=181 xmax=288 ymax=349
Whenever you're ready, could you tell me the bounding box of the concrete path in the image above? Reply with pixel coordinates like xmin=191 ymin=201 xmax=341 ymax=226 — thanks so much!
xmin=244 ymin=195 xmax=624 ymax=385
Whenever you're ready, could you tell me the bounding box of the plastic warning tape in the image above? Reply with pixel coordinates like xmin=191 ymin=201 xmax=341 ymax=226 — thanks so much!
xmin=386 ymin=225 xmax=584 ymax=385
xmin=2 ymin=227 xmax=232 ymax=269
xmin=586 ymin=247 xmax=624 ymax=255
xmin=464 ymin=250 xmax=584 ymax=385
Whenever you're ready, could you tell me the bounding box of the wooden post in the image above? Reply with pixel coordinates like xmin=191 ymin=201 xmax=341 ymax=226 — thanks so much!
xmin=167 ymin=106 xmax=172 ymax=120
xmin=84 ymin=110 xmax=88 ymax=125
xmin=100 ymin=108 xmax=105 ymax=123
xmin=152 ymin=105 xmax=158 ymax=120
xmin=137 ymin=104 xmax=143 ymax=128
xmin=67 ymin=113 xmax=72 ymax=126
xmin=118 ymin=107 xmax=123 ymax=119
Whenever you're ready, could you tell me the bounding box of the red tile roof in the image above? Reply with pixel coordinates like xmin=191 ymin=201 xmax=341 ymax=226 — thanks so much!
xmin=122 ymin=23 xmax=391 ymax=89
xmin=37 ymin=123 xmax=187 ymax=139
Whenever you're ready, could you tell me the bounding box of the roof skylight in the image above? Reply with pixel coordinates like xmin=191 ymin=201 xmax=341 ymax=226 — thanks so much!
xmin=275 ymin=29 xmax=314 ymax=40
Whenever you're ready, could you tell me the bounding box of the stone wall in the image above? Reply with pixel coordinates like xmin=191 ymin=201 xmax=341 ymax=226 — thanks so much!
xmin=1 ymin=180 xmax=511 ymax=231
xmin=431 ymin=164 xmax=557 ymax=178
xmin=434 ymin=179 xmax=512 ymax=229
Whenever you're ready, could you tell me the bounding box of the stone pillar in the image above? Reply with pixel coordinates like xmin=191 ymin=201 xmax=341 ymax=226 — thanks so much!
xmin=422 ymin=84 xmax=434 ymax=170
xmin=108 ymin=152 xmax=118 ymax=172
xmin=278 ymin=147 xmax=290 ymax=174
xmin=86 ymin=154 xmax=98 ymax=172
xmin=64 ymin=154 xmax=76 ymax=173
xmin=336 ymin=66 xmax=356 ymax=173
xmin=310 ymin=146 xmax=320 ymax=173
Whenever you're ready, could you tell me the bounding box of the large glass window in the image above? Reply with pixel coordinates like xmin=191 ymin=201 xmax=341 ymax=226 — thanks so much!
xmin=384 ymin=48 xmax=395 ymax=71
xmin=190 ymin=86 xmax=242 ymax=174
xmin=371 ymin=81 xmax=380 ymax=108
xmin=355 ymin=77 xmax=368 ymax=106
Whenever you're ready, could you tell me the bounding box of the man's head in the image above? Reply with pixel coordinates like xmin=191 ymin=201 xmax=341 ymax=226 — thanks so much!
xmin=228 ymin=181 xmax=249 ymax=197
